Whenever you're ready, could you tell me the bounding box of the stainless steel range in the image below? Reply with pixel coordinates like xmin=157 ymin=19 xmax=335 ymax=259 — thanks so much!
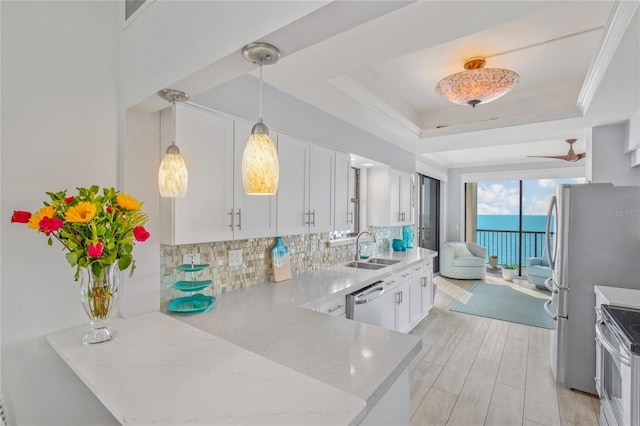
xmin=596 ymin=304 xmax=640 ymax=426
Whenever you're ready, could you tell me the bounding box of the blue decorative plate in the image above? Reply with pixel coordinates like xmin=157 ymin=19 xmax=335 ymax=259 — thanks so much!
xmin=167 ymin=294 xmax=216 ymax=314
xmin=175 ymin=264 xmax=209 ymax=273
xmin=171 ymin=280 xmax=213 ymax=292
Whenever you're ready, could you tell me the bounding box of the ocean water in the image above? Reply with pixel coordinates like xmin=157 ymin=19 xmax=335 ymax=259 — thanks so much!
xmin=477 ymin=215 xmax=547 ymax=232
xmin=476 ymin=215 xmax=549 ymax=266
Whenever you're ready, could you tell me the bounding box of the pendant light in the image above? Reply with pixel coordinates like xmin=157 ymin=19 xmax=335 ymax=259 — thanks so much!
xmin=241 ymin=42 xmax=280 ymax=195
xmin=158 ymin=89 xmax=189 ymax=198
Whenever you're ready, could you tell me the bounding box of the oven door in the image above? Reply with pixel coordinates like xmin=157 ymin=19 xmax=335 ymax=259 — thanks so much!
xmin=595 ymin=320 xmax=632 ymax=426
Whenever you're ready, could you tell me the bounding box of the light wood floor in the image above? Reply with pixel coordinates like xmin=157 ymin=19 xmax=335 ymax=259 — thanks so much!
xmin=409 ymin=272 xmax=600 ymax=426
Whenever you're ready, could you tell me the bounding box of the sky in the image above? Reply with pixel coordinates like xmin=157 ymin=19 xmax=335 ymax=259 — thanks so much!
xmin=477 ymin=177 xmax=585 ymax=215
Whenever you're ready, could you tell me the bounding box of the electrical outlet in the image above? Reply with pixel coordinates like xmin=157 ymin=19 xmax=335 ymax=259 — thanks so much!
xmin=183 ymin=253 xmax=200 ymax=265
xmin=229 ymin=249 xmax=243 ymax=267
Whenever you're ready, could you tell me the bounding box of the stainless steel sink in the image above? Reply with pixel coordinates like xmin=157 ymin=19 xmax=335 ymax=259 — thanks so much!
xmin=343 ymin=261 xmax=387 ymax=270
xmin=367 ymin=258 xmax=401 ymax=265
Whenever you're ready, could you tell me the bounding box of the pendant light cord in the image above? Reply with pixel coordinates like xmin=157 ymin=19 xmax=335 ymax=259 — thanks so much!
xmin=171 ymin=100 xmax=177 ymax=146
xmin=258 ymin=60 xmax=263 ymax=122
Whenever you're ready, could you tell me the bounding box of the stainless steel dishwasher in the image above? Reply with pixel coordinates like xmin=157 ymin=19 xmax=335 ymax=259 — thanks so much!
xmin=346 ymin=280 xmax=385 ymax=326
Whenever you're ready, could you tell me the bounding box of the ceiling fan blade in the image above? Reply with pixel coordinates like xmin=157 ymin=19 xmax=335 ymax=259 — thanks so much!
xmin=576 ymin=152 xmax=586 ymax=160
xmin=527 ymin=155 xmax=572 ymax=160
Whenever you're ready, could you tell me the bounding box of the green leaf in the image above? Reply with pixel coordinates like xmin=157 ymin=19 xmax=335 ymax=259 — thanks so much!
xmin=66 ymin=251 xmax=79 ymax=266
xmin=91 ymin=262 xmax=104 ymax=278
xmin=118 ymin=255 xmax=132 ymax=271
xmin=121 ymin=243 xmax=132 ymax=254
xmin=48 ymin=237 xmax=53 ymax=246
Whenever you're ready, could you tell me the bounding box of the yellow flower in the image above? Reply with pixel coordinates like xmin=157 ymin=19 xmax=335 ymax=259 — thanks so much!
xmin=116 ymin=193 xmax=141 ymax=210
xmin=66 ymin=202 xmax=96 ymax=223
xmin=28 ymin=206 xmax=56 ymax=230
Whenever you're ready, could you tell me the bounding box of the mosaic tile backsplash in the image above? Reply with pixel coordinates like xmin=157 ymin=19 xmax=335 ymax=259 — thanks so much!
xmin=160 ymin=226 xmax=406 ymax=309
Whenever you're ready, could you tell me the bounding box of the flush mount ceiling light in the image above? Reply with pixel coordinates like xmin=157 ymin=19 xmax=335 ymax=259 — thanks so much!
xmin=158 ymin=88 xmax=189 ymax=198
xmin=241 ymin=42 xmax=281 ymax=195
xmin=435 ymin=57 xmax=520 ymax=108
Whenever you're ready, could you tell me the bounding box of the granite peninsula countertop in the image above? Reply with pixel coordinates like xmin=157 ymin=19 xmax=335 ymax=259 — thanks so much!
xmin=47 ymin=248 xmax=436 ymax=424
xmin=47 ymin=312 xmax=366 ymax=425
xmin=175 ymin=248 xmax=436 ymax=410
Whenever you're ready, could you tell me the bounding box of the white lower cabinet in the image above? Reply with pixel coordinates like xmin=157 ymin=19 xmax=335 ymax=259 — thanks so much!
xmin=381 ymin=268 xmax=412 ymax=333
xmin=410 ymin=263 xmax=434 ymax=328
xmin=381 ymin=261 xmax=434 ymax=333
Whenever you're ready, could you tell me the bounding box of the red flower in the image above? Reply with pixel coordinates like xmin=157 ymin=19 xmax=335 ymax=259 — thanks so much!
xmin=11 ymin=210 xmax=32 ymax=223
xmin=106 ymin=206 xmax=118 ymax=215
xmin=39 ymin=217 xmax=63 ymax=235
xmin=88 ymin=242 xmax=104 ymax=258
xmin=64 ymin=196 xmax=75 ymax=204
xmin=133 ymin=226 xmax=150 ymax=242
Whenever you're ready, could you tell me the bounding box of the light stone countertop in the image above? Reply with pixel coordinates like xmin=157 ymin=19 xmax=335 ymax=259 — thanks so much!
xmin=47 ymin=311 xmax=367 ymax=425
xmin=594 ymin=285 xmax=640 ymax=308
xmin=174 ymin=248 xmax=436 ymax=412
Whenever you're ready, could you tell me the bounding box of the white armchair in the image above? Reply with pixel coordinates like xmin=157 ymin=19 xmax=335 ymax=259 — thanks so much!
xmin=440 ymin=242 xmax=487 ymax=280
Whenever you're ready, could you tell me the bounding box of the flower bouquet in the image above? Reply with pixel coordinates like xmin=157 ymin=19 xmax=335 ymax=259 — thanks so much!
xmin=12 ymin=186 xmax=150 ymax=343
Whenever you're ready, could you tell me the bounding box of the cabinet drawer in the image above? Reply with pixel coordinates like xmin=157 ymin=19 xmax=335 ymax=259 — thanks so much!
xmin=318 ymin=297 xmax=346 ymax=317
xmin=411 ymin=262 xmax=426 ymax=277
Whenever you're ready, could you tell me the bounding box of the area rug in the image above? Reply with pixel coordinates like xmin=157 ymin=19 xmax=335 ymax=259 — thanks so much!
xmin=450 ymin=282 xmax=554 ymax=329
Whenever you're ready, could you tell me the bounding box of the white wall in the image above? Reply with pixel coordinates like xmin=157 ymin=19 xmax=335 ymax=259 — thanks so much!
xmin=192 ymin=75 xmax=417 ymax=172
xmin=1 ymin=2 xmax=119 ymax=423
xmin=589 ymin=121 xmax=640 ymax=185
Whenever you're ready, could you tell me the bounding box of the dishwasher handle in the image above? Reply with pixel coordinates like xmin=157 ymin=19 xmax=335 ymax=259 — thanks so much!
xmin=354 ymin=286 xmax=384 ymax=305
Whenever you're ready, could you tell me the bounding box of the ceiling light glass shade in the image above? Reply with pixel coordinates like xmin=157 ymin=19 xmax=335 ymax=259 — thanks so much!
xmin=242 ymin=123 xmax=279 ymax=195
xmin=158 ymin=144 xmax=188 ymax=198
xmin=435 ymin=58 xmax=520 ymax=107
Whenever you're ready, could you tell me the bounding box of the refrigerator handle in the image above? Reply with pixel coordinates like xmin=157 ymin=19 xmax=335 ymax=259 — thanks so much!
xmin=545 ymin=195 xmax=557 ymax=271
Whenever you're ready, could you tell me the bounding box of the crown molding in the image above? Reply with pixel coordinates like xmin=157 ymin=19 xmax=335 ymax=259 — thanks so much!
xmin=576 ymin=0 xmax=639 ymax=114
xmin=327 ymin=74 xmax=423 ymax=138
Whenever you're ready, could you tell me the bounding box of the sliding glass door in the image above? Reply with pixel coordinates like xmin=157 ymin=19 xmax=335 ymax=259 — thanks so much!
xmin=469 ymin=177 xmax=584 ymax=274
xmin=418 ymin=174 xmax=440 ymax=273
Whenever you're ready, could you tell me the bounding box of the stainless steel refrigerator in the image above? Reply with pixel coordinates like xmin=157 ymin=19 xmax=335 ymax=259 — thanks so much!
xmin=543 ymin=183 xmax=640 ymax=395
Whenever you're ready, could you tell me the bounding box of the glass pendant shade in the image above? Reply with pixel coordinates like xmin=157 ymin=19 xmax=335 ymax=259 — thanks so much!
xmin=435 ymin=58 xmax=520 ymax=107
xmin=242 ymin=124 xmax=279 ymax=195
xmin=158 ymin=144 xmax=188 ymax=198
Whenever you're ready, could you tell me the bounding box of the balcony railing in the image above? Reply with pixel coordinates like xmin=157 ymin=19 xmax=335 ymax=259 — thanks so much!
xmin=476 ymin=229 xmax=550 ymax=267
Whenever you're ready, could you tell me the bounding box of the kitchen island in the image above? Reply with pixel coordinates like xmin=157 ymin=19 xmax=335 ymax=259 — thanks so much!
xmin=48 ymin=248 xmax=435 ymax=424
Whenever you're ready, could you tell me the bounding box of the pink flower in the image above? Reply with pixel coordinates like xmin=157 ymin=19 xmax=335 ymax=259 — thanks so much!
xmin=64 ymin=196 xmax=75 ymax=204
xmin=11 ymin=210 xmax=32 ymax=223
xmin=88 ymin=242 xmax=104 ymax=258
xmin=133 ymin=226 xmax=150 ymax=242
xmin=39 ymin=217 xmax=63 ymax=236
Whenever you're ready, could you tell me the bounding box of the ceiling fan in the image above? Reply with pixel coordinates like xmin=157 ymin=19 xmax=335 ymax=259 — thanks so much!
xmin=527 ymin=139 xmax=586 ymax=162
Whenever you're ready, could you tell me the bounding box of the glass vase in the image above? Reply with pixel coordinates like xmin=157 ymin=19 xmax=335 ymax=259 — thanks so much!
xmin=80 ymin=263 xmax=120 ymax=344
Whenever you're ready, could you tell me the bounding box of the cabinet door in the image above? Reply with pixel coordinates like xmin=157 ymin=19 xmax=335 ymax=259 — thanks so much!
xmin=233 ymin=121 xmax=277 ymax=239
xmin=309 ymin=144 xmax=334 ymax=232
xmin=402 ymin=172 xmax=415 ymax=225
xmin=160 ymin=104 xmax=234 ymax=244
xmin=334 ymin=151 xmax=352 ymax=232
xmin=410 ymin=275 xmax=423 ymax=326
xmin=421 ymin=269 xmax=434 ymax=313
xmin=389 ymin=168 xmax=403 ymax=226
xmin=397 ymin=281 xmax=412 ymax=333
xmin=276 ymin=133 xmax=309 ymax=236
xmin=381 ymin=286 xmax=399 ymax=331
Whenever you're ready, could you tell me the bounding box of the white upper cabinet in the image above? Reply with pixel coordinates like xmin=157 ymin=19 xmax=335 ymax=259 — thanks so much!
xmin=276 ymin=133 xmax=335 ymax=236
xmin=309 ymin=144 xmax=335 ymax=233
xmin=367 ymin=167 xmax=415 ymax=226
xmin=334 ymin=151 xmax=353 ymax=232
xmin=276 ymin=133 xmax=310 ymax=236
xmin=233 ymin=121 xmax=277 ymax=239
xmin=160 ymin=104 xmax=234 ymax=245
